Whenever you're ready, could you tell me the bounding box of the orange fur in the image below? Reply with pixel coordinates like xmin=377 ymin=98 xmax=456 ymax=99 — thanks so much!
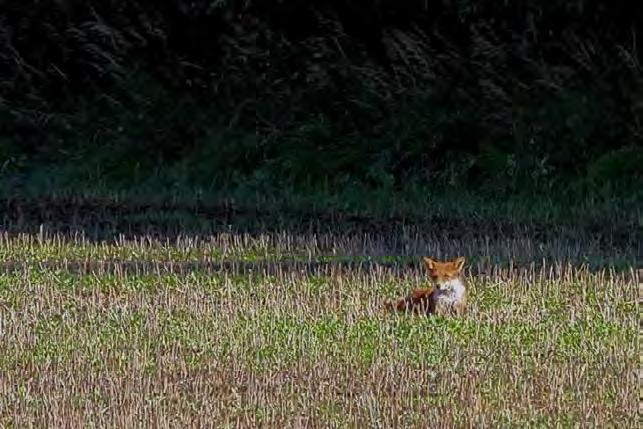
xmin=386 ymin=256 xmax=468 ymax=316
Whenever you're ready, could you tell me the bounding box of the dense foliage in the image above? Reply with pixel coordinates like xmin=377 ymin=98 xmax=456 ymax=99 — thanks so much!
xmin=1 ymin=0 xmax=641 ymax=194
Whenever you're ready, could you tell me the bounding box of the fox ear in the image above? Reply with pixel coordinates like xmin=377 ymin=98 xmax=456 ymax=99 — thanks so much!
xmin=454 ymin=256 xmax=465 ymax=271
xmin=423 ymin=257 xmax=435 ymax=270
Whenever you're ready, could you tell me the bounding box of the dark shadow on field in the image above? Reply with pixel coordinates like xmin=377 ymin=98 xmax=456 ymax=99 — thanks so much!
xmin=0 ymin=258 xmax=637 ymax=278
xmin=0 ymin=259 xmax=386 ymax=276
xmin=1 ymin=196 xmax=640 ymax=269
xmin=0 ymin=260 xmax=630 ymax=279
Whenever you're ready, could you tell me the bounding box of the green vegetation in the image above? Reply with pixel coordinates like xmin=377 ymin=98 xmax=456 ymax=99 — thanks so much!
xmin=1 ymin=1 xmax=641 ymax=197
xmin=0 ymin=1 xmax=640 ymax=425
xmin=0 ymin=220 xmax=638 ymax=426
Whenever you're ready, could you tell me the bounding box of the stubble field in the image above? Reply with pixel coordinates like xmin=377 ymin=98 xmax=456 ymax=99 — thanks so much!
xmin=0 ymin=199 xmax=639 ymax=427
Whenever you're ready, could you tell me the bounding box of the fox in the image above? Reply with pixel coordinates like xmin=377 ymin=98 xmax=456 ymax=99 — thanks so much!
xmin=386 ymin=256 xmax=467 ymax=316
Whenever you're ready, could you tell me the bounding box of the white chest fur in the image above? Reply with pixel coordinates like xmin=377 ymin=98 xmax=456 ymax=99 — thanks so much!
xmin=435 ymin=278 xmax=466 ymax=304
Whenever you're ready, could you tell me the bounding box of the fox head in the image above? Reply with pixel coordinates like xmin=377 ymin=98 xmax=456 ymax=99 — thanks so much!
xmin=422 ymin=256 xmax=465 ymax=288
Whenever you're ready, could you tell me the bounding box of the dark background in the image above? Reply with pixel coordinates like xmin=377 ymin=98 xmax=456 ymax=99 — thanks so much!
xmin=0 ymin=0 xmax=641 ymax=208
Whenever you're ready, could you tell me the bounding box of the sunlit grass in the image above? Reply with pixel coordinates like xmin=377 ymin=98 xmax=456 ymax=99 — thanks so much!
xmin=0 ymin=232 xmax=637 ymax=427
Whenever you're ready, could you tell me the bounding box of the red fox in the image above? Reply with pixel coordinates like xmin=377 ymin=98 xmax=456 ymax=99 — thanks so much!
xmin=386 ymin=256 xmax=467 ymax=316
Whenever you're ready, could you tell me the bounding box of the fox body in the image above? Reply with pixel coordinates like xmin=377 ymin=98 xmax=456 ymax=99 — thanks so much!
xmin=388 ymin=256 xmax=467 ymax=316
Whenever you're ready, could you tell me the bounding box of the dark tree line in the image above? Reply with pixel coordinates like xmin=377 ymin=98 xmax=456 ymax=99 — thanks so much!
xmin=1 ymin=0 xmax=641 ymax=192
